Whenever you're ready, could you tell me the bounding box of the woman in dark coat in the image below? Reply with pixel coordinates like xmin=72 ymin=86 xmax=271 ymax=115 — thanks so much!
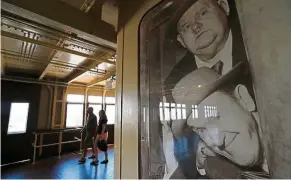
xmin=91 ymin=110 xmax=109 ymax=165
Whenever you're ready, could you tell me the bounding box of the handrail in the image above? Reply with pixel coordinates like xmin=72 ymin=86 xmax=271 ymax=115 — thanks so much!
xmin=32 ymin=127 xmax=83 ymax=135
xmin=31 ymin=128 xmax=83 ymax=164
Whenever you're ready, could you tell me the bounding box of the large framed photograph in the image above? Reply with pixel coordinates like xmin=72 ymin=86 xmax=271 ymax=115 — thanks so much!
xmin=139 ymin=0 xmax=270 ymax=179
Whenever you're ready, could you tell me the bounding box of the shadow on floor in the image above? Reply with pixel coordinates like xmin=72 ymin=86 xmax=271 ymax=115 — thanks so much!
xmin=1 ymin=148 xmax=114 ymax=179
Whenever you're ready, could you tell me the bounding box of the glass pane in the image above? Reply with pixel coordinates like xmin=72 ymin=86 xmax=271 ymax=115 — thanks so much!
xmin=159 ymin=107 xmax=164 ymax=121
xmin=106 ymin=104 xmax=115 ymax=124
xmin=88 ymin=96 xmax=102 ymax=103
xmin=8 ymin=103 xmax=29 ymax=134
xmin=177 ymin=108 xmax=182 ymax=119
xmin=171 ymin=107 xmax=176 ymax=120
xmin=164 ymin=108 xmax=170 ymax=121
xmin=204 ymin=106 xmax=207 ymax=118
xmin=67 ymin=94 xmax=84 ymax=103
xmin=88 ymin=104 xmax=102 ymax=117
xmin=195 ymin=108 xmax=198 ymax=119
xmin=105 ymin=97 xmax=115 ymax=104
xmin=66 ymin=104 xmax=84 ymax=127
xmin=182 ymin=109 xmax=186 ymax=119
xmin=214 ymin=107 xmax=217 ymax=116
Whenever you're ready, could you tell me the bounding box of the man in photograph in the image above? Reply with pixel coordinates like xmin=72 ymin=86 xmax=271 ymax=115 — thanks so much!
xmin=162 ymin=64 xmax=266 ymax=178
xmin=164 ymin=0 xmax=253 ymax=103
xmin=160 ymin=0 xmax=263 ymax=178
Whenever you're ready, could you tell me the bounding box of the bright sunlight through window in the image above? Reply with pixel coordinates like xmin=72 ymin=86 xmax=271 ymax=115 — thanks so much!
xmin=7 ymin=103 xmax=29 ymax=134
xmin=106 ymin=104 xmax=115 ymax=124
xmin=66 ymin=104 xmax=84 ymax=127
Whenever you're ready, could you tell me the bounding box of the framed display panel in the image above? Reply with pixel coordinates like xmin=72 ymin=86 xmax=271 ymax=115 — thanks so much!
xmin=139 ymin=0 xmax=269 ymax=179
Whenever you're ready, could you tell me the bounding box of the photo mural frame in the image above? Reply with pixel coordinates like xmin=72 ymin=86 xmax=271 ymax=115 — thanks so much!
xmin=139 ymin=0 xmax=270 ymax=179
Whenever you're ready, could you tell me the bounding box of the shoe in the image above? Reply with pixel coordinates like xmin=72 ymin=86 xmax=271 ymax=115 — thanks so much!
xmin=101 ymin=160 xmax=108 ymax=164
xmin=90 ymin=160 xmax=99 ymax=166
xmin=88 ymin=155 xmax=96 ymax=159
xmin=78 ymin=157 xmax=86 ymax=164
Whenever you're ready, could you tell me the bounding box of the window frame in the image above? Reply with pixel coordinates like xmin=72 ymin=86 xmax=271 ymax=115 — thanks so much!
xmin=65 ymin=94 xmax=85 ymax=128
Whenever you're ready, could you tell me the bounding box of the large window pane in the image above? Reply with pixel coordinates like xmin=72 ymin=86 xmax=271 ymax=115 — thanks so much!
xmin=88 ymin=96 xmax=102 ymax=103
xmin=170 ymin=103 xmax=176 ymax=120
xmin=164 ymin=107 xmax=170 ymax=121
xmin=105 ymin=97 xmax=115 ymax=104
xmin=105 ymin=104 xmax=115 ymax=124
xmin=8 ymin=103 xmax=29 ymax=134
xmin=67 ymin=94 xmax=84 ymax=103
xmin=66 ymin=104 xmax=84 ymax=127
xmin=89 ymin=104 xmax=102 ymax=117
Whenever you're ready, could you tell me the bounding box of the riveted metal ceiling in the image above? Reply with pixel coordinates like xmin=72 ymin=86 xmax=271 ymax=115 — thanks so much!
xmin=1 ymin=0 xmax=117 ymax=89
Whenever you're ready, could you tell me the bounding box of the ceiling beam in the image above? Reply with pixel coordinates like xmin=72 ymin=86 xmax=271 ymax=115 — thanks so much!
xmin=1 ymin=0 xmax=117 ymax=48
xmin=65 ymin=59 xmax=98 ymax=83
xmin=2 ymin=30 xmax=116 ymax=65
xmin=39 ymin=38 xmax=66 ymax=80
xmin=2 ymin=75 xmax=104 ymax=90
xmin=87 ymin=66 xmax=116 ymax=87
xmin=64 ymin=51 xmax=115 ymax=83
xmin=63 ymin=0 xmax=114 ymax=83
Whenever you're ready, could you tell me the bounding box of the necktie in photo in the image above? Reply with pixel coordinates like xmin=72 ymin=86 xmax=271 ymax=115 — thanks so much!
xmin=211 ymin=60 xmax=224 ymax=75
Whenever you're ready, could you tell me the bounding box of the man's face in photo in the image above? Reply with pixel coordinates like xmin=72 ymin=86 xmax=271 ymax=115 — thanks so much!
xmin=177 ymin=0 xmax=229 ymax=61
xmin=196 ymin=140 xmax=216 ymax=170
xmin=187 ymin=90 xmax=260 ymax=166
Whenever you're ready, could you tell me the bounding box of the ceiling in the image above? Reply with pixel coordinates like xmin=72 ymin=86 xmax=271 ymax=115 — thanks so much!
xmin=1 ymin=0 xmax=118 ymax=89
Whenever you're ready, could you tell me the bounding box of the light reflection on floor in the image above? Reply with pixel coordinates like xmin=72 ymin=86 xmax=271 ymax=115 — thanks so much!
xmin=1 ymin=148 xmax=114 ymax=179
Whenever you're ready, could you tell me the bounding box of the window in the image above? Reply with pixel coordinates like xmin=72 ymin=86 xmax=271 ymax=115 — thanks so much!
xmin=7 ymin=103 xmax=29 ymax=134
xmin=66 ymin=104 xmax=84 ymax=127
xmin=105 ymin=104 xmax=115 ymax=124
xmin=105 ymin=97 xmax=115 ymax=104
xmin=182 ymin=104 xmax=186 ymax=119
xmin=170 ymin=103 xmax=176 ymax=120
xmin=90 ymin=104 xmax=102 ymax=117
xmin=104 ymin=96 xmax=115 ymax=124
xmin=88 ymin=95 xmax=103 ymax=116
xmin=192 ymin=105 xmax=198 ymax=119
xmin=159 ymin=102 xmax=164 ymax=121
xmin=177 ymin=104 xmax=182 ymax=120
xmin=159 ymin=102 xmax=186 ymax=121
xmin=164 ymin=103 xmax=170 ymax=121
xmin=67 ymin=94 xmax=84 ymax=103
xmin=66 ymin=94 xmax=84 ymax=128
xmin=88 ymin=96 xmax=102 ymax=103
xmin=204 ymin=105 xmax=218 ymax=118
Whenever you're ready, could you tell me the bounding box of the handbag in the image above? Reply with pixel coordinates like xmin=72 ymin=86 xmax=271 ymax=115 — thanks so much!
xmin=97 ymin=139 xmax=107 ymax=151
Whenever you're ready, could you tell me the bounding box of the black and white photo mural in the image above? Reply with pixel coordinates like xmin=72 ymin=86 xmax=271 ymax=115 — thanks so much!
xmin=139 ymin=0 xmax=270 ymax=179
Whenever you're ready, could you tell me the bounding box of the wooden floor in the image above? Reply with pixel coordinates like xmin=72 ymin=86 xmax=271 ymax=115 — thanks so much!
xmin=1 ymin=148 xmax=114 ymax=179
